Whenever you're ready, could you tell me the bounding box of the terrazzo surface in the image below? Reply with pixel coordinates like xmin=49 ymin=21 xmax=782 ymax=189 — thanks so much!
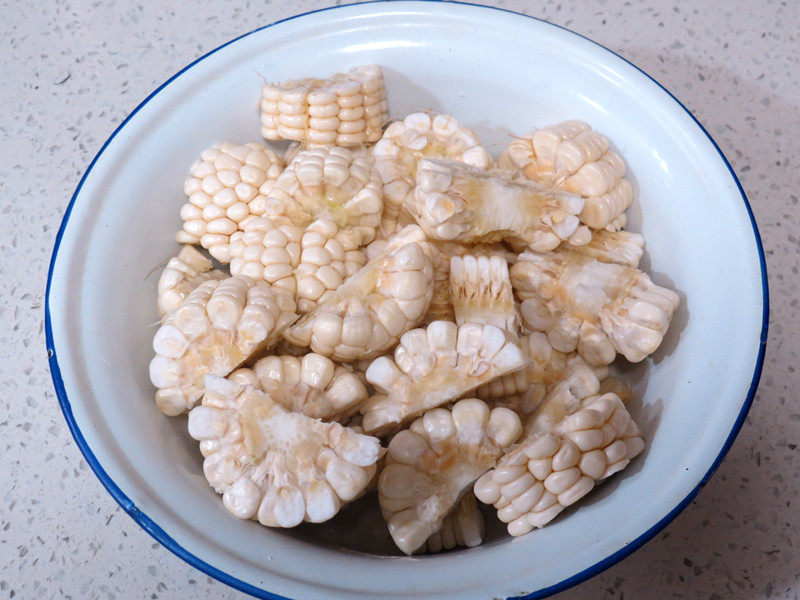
xmin=1 ymin=0 xmax=798 ymax=598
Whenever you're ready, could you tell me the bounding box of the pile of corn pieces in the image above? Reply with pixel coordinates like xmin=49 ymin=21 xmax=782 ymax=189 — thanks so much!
xmin=149 ymin=65 xmax=680 ymax=555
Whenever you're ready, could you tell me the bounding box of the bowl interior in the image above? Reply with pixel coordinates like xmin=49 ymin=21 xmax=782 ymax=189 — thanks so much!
xmin=47 ymin=3 xmax=764 ymax=599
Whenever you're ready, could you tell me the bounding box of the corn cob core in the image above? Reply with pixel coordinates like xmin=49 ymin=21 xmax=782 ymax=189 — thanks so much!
xmin=188 ymin=376 xmax=382 ymax=527
xmin=228 ymin=216 xmax=303 ymax=295
xmin=149 ymin=276 xmax=298 ymax=416
xmin=371 ymin=112 xmax=492 ymax=233
xmin=499 ymin=121 xmax=633 ymax=230
xmin=378 ymin=398 xmax=522 ymax=554
xmin=295 ymin=219 xmax=367 ymax=314
xmin=157 ymin=246 xmax=224 ymax=317
xmin=474 ymin=392 xmax=644 ymax=536
xmin=176 ymin=143 xmax=284 ymax=262
xmin=476 ymin=332 xmax=607 ymax=416
xmin=410 ymin=158 xmax=589 ymax=250
xmin=565 ymin=229 xmax=644 ymax=268
xmin=510 ymin=249 xmax=680 ymax=365
xmin=421 ymin=493 xmax=484 ymax=554
xmin=284 ymin=226 xmax=435 ymax=362
xmin=362 ymin=320 xmax=528 ymax=436
xmin=450 ymin=254 xmax=518 ymax=332
xmin=227 ymin=353 xmax=368 ymax=420
xmin=261 ymin=146 xmax=384 ymax=247
xmin=260 ymin=65 xmax=389 ymax=146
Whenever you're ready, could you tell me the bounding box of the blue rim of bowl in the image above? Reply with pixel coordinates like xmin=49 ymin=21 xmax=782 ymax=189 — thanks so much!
xmin=44 ymin=2 xmax=769 ymax=599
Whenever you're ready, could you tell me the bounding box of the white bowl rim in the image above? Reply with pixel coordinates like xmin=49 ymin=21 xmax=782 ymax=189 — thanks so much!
xmin=44 ymin=2 xmax=769 ymax=599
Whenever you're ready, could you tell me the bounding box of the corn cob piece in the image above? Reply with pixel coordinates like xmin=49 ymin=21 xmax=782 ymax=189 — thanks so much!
xmin=149 ymin=276 xmax=298 ymax=416
xmin=449 ymin=255 xmax=517 ymax=332
xmin=176 ymin=143 xmax=284 ymax=262
xmin=564 ymin=229 xmax=644 ymax=268
xmin=227 ymin=353 xmax=368 ymax=420
xmin=260 ymin=65 xmax=388 ymax=146
xmin=228 ymin=217 xmax=303 ymax=295
xmin=361 ymin=320 xmax=528 ymax=436
xmin=378 ymin=398 xmax=521 ymax=554
xmin=157 ymin=246 xmax=225 ymax=317
xmin=510 ymin=249 xmax=680 ymax=365
xmin=499 ymin=121 xmax=633 ymax=230
xmin=189 ymin=376 xmax=382 ymax=526
xmin=474 ymin=392 xmax=644 ymax=536
xmin=421 ymin=493 xmax=484 ymax=554
xmin=372 ymin=112 xmax=492 ymax=234
xmin=295 ymin=219 xmax=368 ymax=314
xmin=410 ymin=158 xmax=589 ymax=250
xmin=284 ymin=226 xmax=435 ymax=361
xmin=421 ymin=241 xmax=508 ymax=325
xmin=262 ymin=146 xmax=383 ymax=247
xmin=476 ymin=332 xmax=606 ymax=416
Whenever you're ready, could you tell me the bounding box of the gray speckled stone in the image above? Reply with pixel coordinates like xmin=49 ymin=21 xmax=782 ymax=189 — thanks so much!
xmin=0 ymin=0 xmax=797 ymax=598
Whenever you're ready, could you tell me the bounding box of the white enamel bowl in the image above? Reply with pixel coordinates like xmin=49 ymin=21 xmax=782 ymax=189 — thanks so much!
xmin=46 ymin=2 xmax=768 ymax=599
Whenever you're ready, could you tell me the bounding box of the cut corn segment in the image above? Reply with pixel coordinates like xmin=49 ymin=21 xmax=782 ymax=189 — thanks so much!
xmin=372 ymin=112 xmax=492 ymax=234
xmin=284 ymin=225 xmax=435 ymax=361
xmin=295 ymin=219 xmax=368 ymax=314
xmin=189 ymin=376 xmax=382 ymax=526
xmin=510 ymin=249 xmax=679 ymax=365
xmin=423 ymin=241 xmax=509 ymax=325
xmin=500 ymin=121 xmax=633 ymax=230
xmin=227 ymin=353 xmax=368 ymax=420
xmin=260 ymin=65 xmax=388 ymax=146
xmin=176 ymin=143 xmax=284 ymax=262
xmin=476 ymin=332 xmax=606 ymax=417
xmin=378 ymin=398 xmax=521 ymax=554
xmin=228 ymin=217 xmax=303 ymax=295
xmin=149 ymin=276 xmax=298 ymax=416
xmin=157 ymin=246 xmax=224 ymax=317
xmin=361 ymin=320 xmax=528 ymax=435
xmin=421 ymin=494 xmax=484 ymax=554
xmin=410 ymin=158 xmax=588 ymax=249
xmin=474 ymin=392 xmax=644 ymax=536
xmin=450 ymin=254 xmax=517 ymax=332
xmin=565 ymin=229 xmax=644 ymax=268
xmin=261 ymin=146 xmax=383 ymax=247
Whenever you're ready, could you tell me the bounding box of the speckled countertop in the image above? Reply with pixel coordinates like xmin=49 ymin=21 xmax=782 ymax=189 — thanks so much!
xmin=1 ymin=0 xmax=798 ymax=598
